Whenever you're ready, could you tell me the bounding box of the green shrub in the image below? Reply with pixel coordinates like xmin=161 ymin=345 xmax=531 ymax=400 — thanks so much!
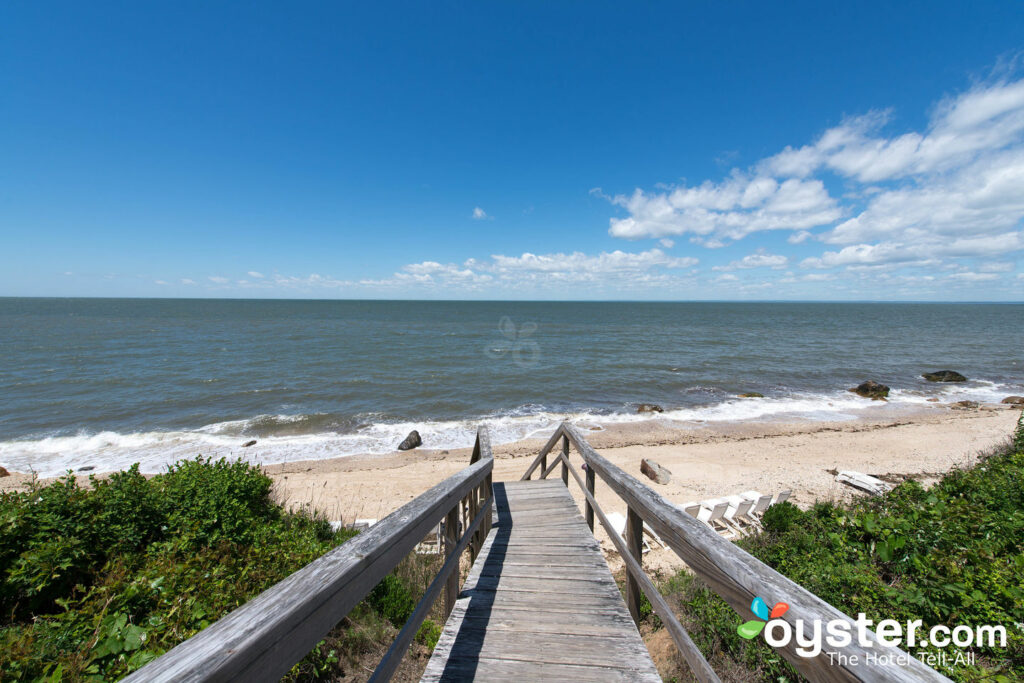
xmin=416 ymin=618 xmax=442 ymax=650
xmin=663 ymin=439 xmax=1024 ymax=681
xmin=0 ymin=457 xmax=357 ymax=681
xmin=368 ymin=574 xmax=417 ymax=628
xmin=760 ymin=500 xmax=802 ymax=534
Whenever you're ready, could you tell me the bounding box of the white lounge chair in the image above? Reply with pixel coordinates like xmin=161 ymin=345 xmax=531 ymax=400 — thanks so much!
xmin=719 ymin=497 xmax=755 ymax=536
xmin=698 ymin=500 xmax=736 ymax=539
xmin=773 ymin=490 xmax=792 ymax=505
xmin=704 ymin=497 xmax=753 ymax=537
xmin=836 ymin=471 xmax=892 ymax=495
xmin=606 ymin=512 xmax=656 ymax=553
xmin=739 ymin=491 xmax=773 ymax=526
xmin=681 ymin=502 xmax=702 ymax=517
xmin=720 ymin=495 xmax=756 ymax=527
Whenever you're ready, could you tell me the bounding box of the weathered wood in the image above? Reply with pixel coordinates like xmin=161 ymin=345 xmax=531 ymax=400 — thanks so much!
xmin=560 ymin=434 xmax=569 ymax=486
xmin=422 ymin=480 xmax=660 ymax=682
xmin=539 ymin=451 xmax=563 ymax=479
xmin=625 ymin=506 xmax=643 ymax=624
xmin=520 ymin=428 xmax=566 ymax=481
xmin=128 ymin=429 xmax=494 ymax=683
xmin=585 ymin=465 xmax=596 ymax=531
xmin=558 ymin=450 xmax=720 ymax=683
xmin=444 ymin=505 xmax=460 ymax=617
xmin=558 ymin=423 xmax=949 ymax=683
xmin=370 ymin=495 xmax=492 ymax=683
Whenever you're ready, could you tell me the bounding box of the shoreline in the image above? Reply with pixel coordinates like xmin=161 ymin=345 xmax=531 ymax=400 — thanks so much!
xmin=3 ymin=407 xmax=1019 ymax=571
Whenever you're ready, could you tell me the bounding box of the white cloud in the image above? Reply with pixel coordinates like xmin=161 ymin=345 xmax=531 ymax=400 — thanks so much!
xmin=181 ymin=278 xmax=196 ymax=285
xmin=248 ymin=271 xmax=265 ymax=279
xmin=358 ymin=248 xmax=699 ymax=292
xmin=607 ymin=174 xmax=840 ymax=243
xmin=979 ymin=261 xmax=1015 ymax=272
xmin=947 ymin=272 xmax=1000 ymax=282
xmin=802 ymin=232 xmax=1024 ymax=269
xmin=600 ymin=73 xmax=1024 ymax=285
xmin=713 ymin=249 xmax=788 ymax=271
xmin=472 ymin=207 xmax=490 ymax=220
xmin=208 ymin=276 xmax=229 ymax=284
xmin=154 ymin=280 xmax=169 ymax=285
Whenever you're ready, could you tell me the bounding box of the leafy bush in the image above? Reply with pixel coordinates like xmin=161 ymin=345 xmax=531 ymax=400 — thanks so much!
xmin=663 ymin=433 xmax=1024 ymax=681
xmin=415 ymin=619 xmax=442 ymax=650
xmin=368 ymin=574 xmax=417 ymax=628
xmin=0 ymin=458 xmax=356 ymax=681
xmin=760 ymin=500 xmax=802 ymax=534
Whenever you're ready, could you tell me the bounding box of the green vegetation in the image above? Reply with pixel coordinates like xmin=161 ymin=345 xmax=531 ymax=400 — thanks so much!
xmin=658 ymin=411 xmax=1024 ymax=681
xmin=0 ymin=457 xmax=440 ymax=681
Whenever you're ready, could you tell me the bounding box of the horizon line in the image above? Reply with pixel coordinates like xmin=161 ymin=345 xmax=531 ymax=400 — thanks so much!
xmin=2 ymin=295 xmax=1023 ymax=305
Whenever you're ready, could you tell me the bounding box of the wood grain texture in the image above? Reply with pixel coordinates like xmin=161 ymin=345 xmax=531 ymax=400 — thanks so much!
xmin=557 ymin=423 xmax=950 ymax=683
xmin=127 ymin=430 xmax=494 ymax=683
xmin=558 ymin=450 xmax=720 ymax=683
xmin=421 ymin=480 xmax=661 ymax=682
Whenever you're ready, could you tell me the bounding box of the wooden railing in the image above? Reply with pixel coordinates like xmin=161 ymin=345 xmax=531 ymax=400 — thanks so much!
xmin=127 ymin=427 xmax=494 ymax=683
xmin=522 ymin=422 xmax=951 ymax=683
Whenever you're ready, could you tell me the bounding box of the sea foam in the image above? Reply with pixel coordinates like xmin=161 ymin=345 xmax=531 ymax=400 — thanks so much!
xmin=1 ymin=380 xmax=1016 ymax=477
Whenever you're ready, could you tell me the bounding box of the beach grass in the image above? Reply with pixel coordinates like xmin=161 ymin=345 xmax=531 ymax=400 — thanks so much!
xmin=650 ymin=411 xmax=1024 ymax=681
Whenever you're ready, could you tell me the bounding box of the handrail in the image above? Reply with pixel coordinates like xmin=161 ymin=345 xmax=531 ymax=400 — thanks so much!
xmin=128 ymin=427 xmax=494 ymax=683
xmin=524 ymin=423 xmax=950 ymax=683
xmin=555 ymin=448 xmax=720 ymax=683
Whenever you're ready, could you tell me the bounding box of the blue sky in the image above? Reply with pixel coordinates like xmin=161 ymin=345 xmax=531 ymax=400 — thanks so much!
xmin=3 ymin=2 xmax=1024 ymax=300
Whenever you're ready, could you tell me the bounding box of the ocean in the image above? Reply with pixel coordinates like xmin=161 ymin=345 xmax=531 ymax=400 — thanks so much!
xmin=1 ymin=298 xmax=1021 ymax=476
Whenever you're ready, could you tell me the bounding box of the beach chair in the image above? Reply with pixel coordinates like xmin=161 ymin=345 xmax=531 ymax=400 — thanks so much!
xmin=681 ymin=502 xmax=702 ymax=517
xmin=715 ymin=496 xmax=755 ymax=535
xmin=773 ymin=490 xmax=792 ymax=506
xmin=739 ymin=491 xmax=773 ymax=526
xmin=606 ymin=512 xmax=654 ymax=553
xmin=697 ymin=500 xmax=736 ymax=538
xmin=643 ymin=522 xmax=668 ymax=549
xmin=704 ymin=497 xmax=751 ymax=537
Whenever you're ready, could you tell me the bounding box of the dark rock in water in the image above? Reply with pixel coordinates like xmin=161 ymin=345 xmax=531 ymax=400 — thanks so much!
xmin=926 ymin=398 xmax=940 ymax=402
xmin=637 ymin=403 xmax=663 ymax=413
xmin=242 ymin=440 xmax=257 ymax=448
xmin=951 ymin=400 xmax=979 ymax=410
xmin=1001 ymin=396 xmax=1024 ymax=405
xmin=738 ymin=392 xmax=764 ymax=398
xmin=77 ymin=466 xmax=95 ymax=472
xmin=0 ymin=466 xmax=9 ymax=478
xmin=398 ymin=430 xmax=422 ymax=451
xmin=922 ymin=370 xmax=967 ymax=382
xmin=640 ymin=458 xmax=672 ymax=485
xmin=849 ymin=380 xmax=890 ymax=400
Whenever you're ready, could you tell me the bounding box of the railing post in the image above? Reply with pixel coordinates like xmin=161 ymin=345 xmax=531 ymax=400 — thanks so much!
xmin=444 ymin=505 xmax=460 ymax=617
xmin=468 ymin=487 xmax=479 ymax=562
xmin=625 ymin=506 xmax=644 ymax=624
xmin=560 ymin=435 xmax=569 ymax=486
xmin=538 ymin=453 xmax=546 ymax=480
xmin=484 ymin=471 xmax=493 ymax=536
xmin=585 ymin=465 xmax=595 ymax=531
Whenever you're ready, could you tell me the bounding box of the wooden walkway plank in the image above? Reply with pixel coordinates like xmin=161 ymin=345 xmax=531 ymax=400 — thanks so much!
xmin=421 ymin=480 xmax=661 ymax=682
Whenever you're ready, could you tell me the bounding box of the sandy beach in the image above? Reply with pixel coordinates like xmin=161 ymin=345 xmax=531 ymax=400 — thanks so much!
xmin=3 ymin=405 xmax=1019 ymax=572
xmin=261 ymin=406 xmax=1020 ymax=569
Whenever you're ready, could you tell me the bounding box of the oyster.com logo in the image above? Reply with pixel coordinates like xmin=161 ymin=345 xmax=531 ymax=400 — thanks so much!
xmin=734 ymin=594 xmax=1005 ymax=667
xmin=737 ymin=596 xmax=789 ymax=639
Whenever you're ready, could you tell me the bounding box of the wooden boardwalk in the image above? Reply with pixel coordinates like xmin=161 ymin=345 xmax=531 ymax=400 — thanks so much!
xmin=421 ymin=479 xmax=661 ymax=682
